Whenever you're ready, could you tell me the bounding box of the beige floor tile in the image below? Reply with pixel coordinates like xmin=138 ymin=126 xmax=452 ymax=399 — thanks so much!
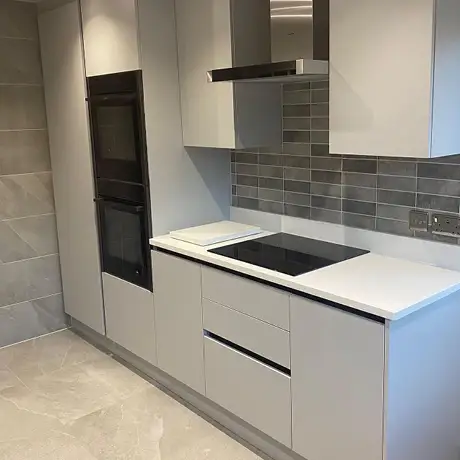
xmin=0 ymin=367 xmax=21 ymax=391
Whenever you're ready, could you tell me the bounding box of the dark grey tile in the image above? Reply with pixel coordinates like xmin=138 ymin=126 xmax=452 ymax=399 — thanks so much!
xmin=283 ymin=91 xmax=310 ymax=105
xmin=283 ymin=156 xmax=310 ymax=169
xmin=231 ymin=173 xmax=236 ymax=185
xmin=231 ymin=151 xmax=236 ymax=162
xmin=231 ymin=162 xmax=236 ymax=173
xmin=311 ymin=80 xmax=329 ymax=90
xmin=311 ymin=170 xmax=341 ymax=184
xmin=284 ymin=82 xmax=310 ymax=92
xmin=284 ymin=180 xmax=310 ymax=194
xmin=378 ymin=190 xmax=415 ymax=207
xmin=430 ymin=154 xmax=460 ymax=165
xmin=259 ymin=153 xmax=283 ymax=166
xmin=232 ymin=195 xmax=238 ymax=206
xmin=311 ymin=89 xmax=328 ymax=103
xmin=311 ymin=157 xmax=341 ymax=171
xmin=283 ymin=105 xmax=310 ymax=118
xmin=311 ymin=118 xmax=329 ymax=130
xmin=235 ymin=185 xmax=258 ymax=198
xmin=237 ymin=197 xmax=259 ymax=210
xmin=342 ymin=172 xmax=377 ymax=188
xmin=259 ymin=165 xmax=283 ymax=178
xmin=311 ymin=144 xmax=330 ymax=156
xmin=310 ymin=182 xmax=342 ymax=198
xmin=343 ymin=199 xmax=376 ymax=216
xmin=283 ymin=118 xmax=311 ymax=131
xmin=417 ymin=178 xmax=460 ymax=197
xmin=342 ymin=186 xmax=376 ymax=202
xmin=377 ymin=175 xmax=416 ymax=192
xmin=377 ymin=204 xmax=410 ymax=221
xmin=418 ymin=162 xmax=460 ymax=181
xmin=378 ymin=160 xmax=416 ymax=176
xmin=259 ymin=200 xmax=284 ymax=215
xmin=342 ymin=213 xmax=376 ymax=230
xmin=284 ymin=204 xmax=310 ymax=219
xmin=283 ymin=131 xmax=310 ymax=143
xmin=310 ymin=103 xmax=329 ymax=117
xmin=258 ymin=177 xmax=283 ymax=190
xmin=259 ymin=188 xmax=283 ymax=202
xmin=284 ymin=192 xmax=311 ymax=207
xmin=258 ymin=145 xmax=282 ymax=154
xmin=235 ymin=163 xmax=258 ymax=175
xmin=376 ymin=218 xmax=413 ymax=237
xmin=311 ymin=195 xmax=341 ymax=211
xmin=283 ymin=143 xmax=310 ymax=156
xmin=237 ymin=175 xmax=258 ymax=187
xmin=235 ymin=152 xmax=258 ymax=164
xmin=232 ymin=185 xmax=236 ymax=195
xmin=343 ymin=159 xmax=377 ymax=174
xmin=310 ymin=207 xmax=341 ymax=224
xmin=310 ymin=131 xmax=329 ymax=144
xmin=284 ymin=167 xmax=310 ymax=181
xmin=416 ymin=194 xmax=460 ymax=213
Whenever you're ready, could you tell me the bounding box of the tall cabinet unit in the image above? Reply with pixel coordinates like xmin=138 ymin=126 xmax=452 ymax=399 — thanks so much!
xmin=330 ymin=0 xmax=460 ymax=158
xmin=39 ymin=1 xmax=105 ymax=335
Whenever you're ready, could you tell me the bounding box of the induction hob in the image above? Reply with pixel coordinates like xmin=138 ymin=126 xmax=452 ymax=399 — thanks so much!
xmin=209 ymin=233 xmax=369 ymax=276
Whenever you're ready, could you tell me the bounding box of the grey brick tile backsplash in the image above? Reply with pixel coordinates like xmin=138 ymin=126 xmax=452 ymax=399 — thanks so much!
xmin=231 ymin=79 xmax=460 ymax=244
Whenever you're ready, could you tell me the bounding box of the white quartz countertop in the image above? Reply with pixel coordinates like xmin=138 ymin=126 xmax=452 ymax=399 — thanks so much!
xmin=150 ymin=232 xmax=460 ymax=321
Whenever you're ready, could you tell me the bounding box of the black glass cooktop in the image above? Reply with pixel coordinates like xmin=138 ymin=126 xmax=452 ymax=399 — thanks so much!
xmin=209 ymin=233 xmax=369 ymax=276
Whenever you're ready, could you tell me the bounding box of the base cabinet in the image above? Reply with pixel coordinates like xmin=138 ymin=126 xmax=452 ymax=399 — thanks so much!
xmin=290 ymin=296 xmax=385 ymax=460
xmin=152 ymin=251 xmax=205 ymax=395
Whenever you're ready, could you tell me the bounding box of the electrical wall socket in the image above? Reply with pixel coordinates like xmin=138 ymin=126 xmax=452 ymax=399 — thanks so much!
xmin=409 ymin=210 xmax=429 ymax=232
xmin=431 ymin=213 xmax=460 ymax=237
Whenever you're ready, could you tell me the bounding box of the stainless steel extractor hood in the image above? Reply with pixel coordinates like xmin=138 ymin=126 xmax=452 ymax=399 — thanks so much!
xmin=208 ymin=0 xmax=329 ymax=83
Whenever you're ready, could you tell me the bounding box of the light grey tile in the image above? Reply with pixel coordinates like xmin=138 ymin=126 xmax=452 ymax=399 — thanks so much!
xmin=343 ymin=199 xmax=376 ymax=216
xmin=342 ymin=186 xmax=376 ymax=202
xmin=311 ymin=170 xmax=341 ymax=184
xmin=236 ymin=197 xmax=258 ymax=211
xmin=311 ymin=195 xmax=341 ymax=211
xmin=0 ymin=221 xmax=37 ymax=263
xmin=284 ymin=180 xmax=310 ymax=194
xmin=417 ymin=178 xmax=460 ymax=197
xmin=283 ymin=105 xmax=310 ymax=118
xmin=418 ymin=163 xmax=460 ymax=181
xmin=378 ymin=189 xmax=416 ymax=207
xmin=283 ymin=118 xmax=311 ymax=131
xmin=235 ymin=164 xmax=258 ymax=175
xmin=311 ymin=80 xmax=329 ymax=90
xmin=284 ymin=82 xmax=310 ymax=92
xmin=311 ymin=207 xmax=341 ymax=224
xmin=0 ymin=294 xmax=66 ymax=348
xmin=311 ymin=89 xmax=328 ymax=103
xmin=235 ymin=185 xmax=258 ymax=198
xmin=258 ymin=177 xmax=283 ymax=190
xmin=284 ymin=204 xmax=310 ymax=219
xmin=310 ymin=182 xmax=342 ymax=198
xmin=343 ymin=159 xmax=377 ymax=174
xmin=282 ymin=143 xmax=310 ymax=156
xmin=0 ymin=38 xmax=42 ymax=85
xmin=416 ymin=194 xmax=460 ymax=213
xmin=283 ymin=91 xmax=310 ymax=105
xmin=0 ymin=172 xmax=55 ymax=219
xmin=311 ymin=144 xmax=330 ymax=156
xmin=376 ymin=218 xmax=413 ymax=237
xmin=377 ymin=175 xmax=416 ymax=192
xmin=7 ymin=214 xmax=58 ymax=257
xmin=378 ymin=160 xmax=416 ymax=176
xmin=259 ymin=200 xmax=284 ymax=215
xmin=342 ymin=172 xmax=377 ymax=188
xmin=259 ymin=165 xmax=283 ymax=178
xmin=236 ymin=175 xmax=258 ymax=187
xmin=284 ymin=167 xmax=310 ymax=181
xmin=259 ymin=154 xmax=283 ymax=166
xmin=342 ymin=213 xmax=376 ymax=230
xmin=283 ymin=131 xmax=310 ymax=143
xmin=310 ymin=130 xmax=329 ymax=144
xmin=259 ymin=188 xmax=283 ymax=202
xmin=0 ymin=1 xmax=38 ymax=40
xmin=283 ymin=155 xmax=310 ymax=169
xmin=284 ymin=192 xmax=310 ymax=207
xmin=311 ymin=157 xmax=341 ymax=171
xmin=311 ymin=118 xmax=329 ymax=130
xmin=376 ymin=204 xmax=410 ymax=221
xmin=0 ymin=130 xmax=50 ymax=176
xmin=0 ymin=86 xmax=47 ymax=130
xmin=310 ymin=103 xmax=329 ymax=117
xmin=234 ymin=152 xmax=258 ymax=164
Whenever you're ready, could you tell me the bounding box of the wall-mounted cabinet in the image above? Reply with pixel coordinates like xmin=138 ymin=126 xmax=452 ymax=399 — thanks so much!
xmin=330 ymin=0 xmax=460 ymax=158
xmin=175 ymin=0 xmax=282 ymax=150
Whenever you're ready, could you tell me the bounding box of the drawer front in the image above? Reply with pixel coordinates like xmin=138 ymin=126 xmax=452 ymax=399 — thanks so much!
xmin=203 ymin=299 xmax=290 ymax=369
xmin=202 ymin=267 xmax=289 ymax=330
xmin=204 ymin=336 xmax=292 ymax=447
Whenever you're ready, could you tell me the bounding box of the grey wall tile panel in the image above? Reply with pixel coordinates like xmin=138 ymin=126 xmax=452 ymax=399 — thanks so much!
xmin=418 ymin=163 xmax=460 ymax=181
xmin=377 ymin=190 xmax=416 ymax=207
xmin=283 ymin=155 xmax=310 ymax=169
xmin=284 ymin=91 xmax=310 ymax=105
xmin=310 ymin=207 xmax=341 ymax=224
xmin=235 ymin=185 xmax=258 ymax=198
xmin=377 ymin=204 xmax=411 ymax=222
xmin=259 ymin=153 xmax=284 ymax=166
xmin=343 ymin=199 xmax=376 ymax=216
xmin=310 ymin=103 xmax=329 ymax=117
xmin=283 ymin=105 xmax=310 ymax=118
xmin=311 ymin=89 xmax=328 ymax=103
xmin=342 ymin=213 xmax=376 ymax=230
xmin=310 ymin=130 xmax=329 ymax=144
xmin=311 ymin=156 xmax=341 ymax=171
xmin=311 ymin=80 xmax=329 ymax=90
xmin=258 ymin=177 xmax=283 ymax=190
xmin=235 ymin=163 xmax=258 ymax=175
xmin=284 ymin=180 xmax=310 ymax=194
xmin=284 ymin=167 xmax=311 ymax=181
xmin=342 ymin=172 xmax=377 ymax=188
xmin=376 ymin=218 xmax=414 ymax=237
xmin=0 ymin=221 xmax=37 ymax=263
xmin=236 ymin=175 xmax=258 ymax=187
xmin=311 ymin=144 xmax=329 ymax=156
xmin=311 ymin=118 xmax=329 ymax=130
xmin=378 ymin=160 xmax=416 ymax=176
xmin=284 ymin=192 xmax=311 ymax=207
xmin=236 ymin=197 xmax=258 ymax=210
xmin=311 ymin=170 xmax=341 ymax=184
xmin=284 ymin=82 xmax=310 ymax=92
xmin=259 ymin=165 xmax=283 ymax=178
xmin=416 ymin=194 xmax=460 ymax=214
xmin=259 ymin=188 xmax=283 ymax=202
xmin=235 ymin=152 xmax=258 ymax=164
xmin=417 ymin=178 xmax=460 ymax=197
xmin=342 ymin=185 xmax=377 ymax=202
xmin=259 ymin=200 xmax=284 ymax=215
xmin=377 ymin=175 xmax=417 ymax=192
xmin=284 ymin=204 xmax=310 ymax=219
xmin=283 ymin=131 xmax=310 ymax=143
xmin=282 ymin=143 xmax=310 ymax=156
xmin=311 ymin=195 xmax=341 ymax=211
xmin=284 ymin=118 xmax=311 ymax=131
xmin=343 ymin=159 xmax=377 ymax=174
xmin=310 ymin=183 xmax=342 ymax=198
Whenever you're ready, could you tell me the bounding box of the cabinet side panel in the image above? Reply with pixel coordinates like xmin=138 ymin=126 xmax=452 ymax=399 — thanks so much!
xmin=430 ymin=0 xmax=460 ymax=157
xmin=39 ymin=2 xmax=105 ymax=334
xmin=386 ymin=291 xmax=460 ymax=460
xmin=330 ymin=0 xmax=434 ymax=157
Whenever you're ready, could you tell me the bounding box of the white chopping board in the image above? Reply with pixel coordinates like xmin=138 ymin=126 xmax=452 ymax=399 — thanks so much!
xmin=169 ymin=221 xmax=262 ymax=246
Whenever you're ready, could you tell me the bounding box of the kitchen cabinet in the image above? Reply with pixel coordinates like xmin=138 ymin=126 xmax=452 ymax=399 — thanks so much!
xmin=175 ymin=0 xmax=282 ymax=149
xmin=103 ymin=273 xmax=156 ymax=365
xmin=152 ymin=251 xmax=205 ymax=394
xmin=80 ymin=0 xmax=140 ymax=76
xmin=290 ymin=296 xmax=385 ymax=460
xmin=39 ymin=1 xmax=105 ymax=335
xmin=330 ymin=0 xmax=460 ymax=158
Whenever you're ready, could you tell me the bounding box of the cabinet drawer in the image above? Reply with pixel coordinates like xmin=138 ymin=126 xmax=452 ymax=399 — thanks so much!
xmin=202 ymin=267 xmax=289 ymax=330
xmin=203 ymin=299 xmax=290 ymax=369
xmin=204 ymin=336 xmax=292 ymax=447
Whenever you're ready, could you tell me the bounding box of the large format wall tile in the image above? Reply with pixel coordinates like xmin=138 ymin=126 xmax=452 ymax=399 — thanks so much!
xmin=0 ymin=1 xmax=38 ymax=40
xmin=0 ymin=221 xmax=36 ymax=263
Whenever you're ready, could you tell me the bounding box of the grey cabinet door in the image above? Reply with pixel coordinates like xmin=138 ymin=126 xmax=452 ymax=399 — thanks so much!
xmin=152 ymin=251 xmax=205 ymax=394
xmin=290 ymin=296 xmax=385 ymax=460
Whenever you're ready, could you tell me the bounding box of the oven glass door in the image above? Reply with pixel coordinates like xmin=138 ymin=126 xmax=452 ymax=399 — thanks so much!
xmin=89 ymin=93 xmax=145 ymax=185
xmin=98 ymin=198 xmax=152 ymax=291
